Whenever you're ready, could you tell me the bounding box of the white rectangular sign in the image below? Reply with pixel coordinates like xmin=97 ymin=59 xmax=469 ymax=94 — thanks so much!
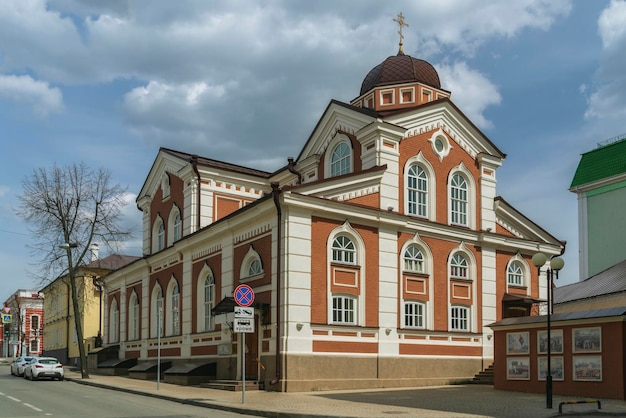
xmin=234 ymin=317 xmax=255 ymax=333
xmin=234 ymin=306 xmax=254 ymax=318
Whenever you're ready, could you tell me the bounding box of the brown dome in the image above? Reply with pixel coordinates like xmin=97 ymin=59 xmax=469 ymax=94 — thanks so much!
xmin=360 ymin=53 xmax=441 ymax=96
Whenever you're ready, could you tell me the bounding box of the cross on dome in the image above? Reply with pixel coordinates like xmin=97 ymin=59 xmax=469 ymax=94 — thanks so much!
xmin=393 ymin=12 xmax=409 ymax=54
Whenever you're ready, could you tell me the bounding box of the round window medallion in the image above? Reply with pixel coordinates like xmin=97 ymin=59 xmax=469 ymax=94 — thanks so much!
xmin=435 ymin=137 xmax=445 ymax=152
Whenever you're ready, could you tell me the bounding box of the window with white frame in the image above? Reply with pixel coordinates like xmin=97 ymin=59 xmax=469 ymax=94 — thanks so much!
xmin=331 ymin=235 xmax=356 ymax=264
xmin=152 ymin=217 xmax=165 ymax=253
xmin=450 ymin=305 xmax=469 ymax=331
xmin=168 ymin=206 xmax=182 ymax=246
xmin=241 ymin=246 xmax=264 ymax=280
xmin=403 ymin=245 xmax=425 ymax=273
xmin=450 ymin=173 xmax=468 ymax=226
xmin=203 ymin=272 xmax=215 ymax=331
xmin=403 ymin=301 xmax=425 ymax=329
xmin=407 ymin=164 xmax=428 ymax=217
xmin=161 ymin=173 xmax=170 ymax=198
xmin=128 ymin=292 xmax=139 ymax=340
xmin=151 ymin=286 xmax=163 ymax=338
xmin=109 ymin=299 xmax=119 ymax=343
xmin=507 ymin=261 xmax=524 ymax=286
xmin=330 ymin=142 xmax=351 ymax=177
xmin=170 ymin=281 xmax=180 ymax=335
xmin=450 ymin=253 xmax=469 ymax=280
xmin=332 ymin=295 xmax=356 ymax=324
xmin=30 ymin=338 xmax=38 ymax=353
xmin=157 ymin=222 xmax=165 ymax=250
xmin=173 ymin=212 xmax=181 ymax=241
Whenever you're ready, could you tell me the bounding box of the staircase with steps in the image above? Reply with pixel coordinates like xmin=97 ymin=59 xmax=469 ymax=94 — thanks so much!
xmin=471 ymin=363 xmax=494 ymax=384
xmin=201 ymin=380 xmax=261 ymax=391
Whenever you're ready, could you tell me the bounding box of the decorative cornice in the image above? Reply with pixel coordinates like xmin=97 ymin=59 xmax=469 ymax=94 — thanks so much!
xmin=234 ymin=223 xmax=272 ymax=244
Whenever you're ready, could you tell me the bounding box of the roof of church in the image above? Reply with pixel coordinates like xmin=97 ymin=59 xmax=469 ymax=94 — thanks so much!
xmin=161 ymin=147 xmax=271 ymax=178
xmin=554 ymin=258 xmax=626 ymax=304
xmin=360 ymin=52 xmax=441 ymax=96
xmin=570 ymin=136 xmax=626 ymax=188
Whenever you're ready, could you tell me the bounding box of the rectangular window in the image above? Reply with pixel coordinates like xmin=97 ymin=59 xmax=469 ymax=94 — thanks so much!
xmin=332 ymin=295 xmax=355 ymax=324
xmin=31 ymin=315 xmax=40 ymax=331
xmin=404 ymin=302 xmax=425 ymax=329
xmin=450 ymin=306 xmax=469 ymax=331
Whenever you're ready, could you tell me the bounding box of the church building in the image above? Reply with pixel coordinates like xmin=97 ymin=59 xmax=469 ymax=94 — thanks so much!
xmin=103 ymin=19 xmax=565 ymax=392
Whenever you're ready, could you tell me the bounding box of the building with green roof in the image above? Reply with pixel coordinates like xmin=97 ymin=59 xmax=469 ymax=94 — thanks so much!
xmin=570 ymin=135 xmax=626 ymax=279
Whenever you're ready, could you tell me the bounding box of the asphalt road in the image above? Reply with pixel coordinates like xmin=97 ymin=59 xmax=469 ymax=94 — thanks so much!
xmin=0 ymin=365 xmax=256 ymax=418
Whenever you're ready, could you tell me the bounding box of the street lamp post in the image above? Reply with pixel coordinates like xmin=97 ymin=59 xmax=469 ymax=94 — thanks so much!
xmin=532 ymin=252 xmax=564 ymax=409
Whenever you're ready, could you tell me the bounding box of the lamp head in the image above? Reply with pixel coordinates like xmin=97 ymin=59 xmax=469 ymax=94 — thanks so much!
xmin=550 ymin=257 xmax=565 ymax=271
xmin=532 ymin=252 xmax=547 ymax=268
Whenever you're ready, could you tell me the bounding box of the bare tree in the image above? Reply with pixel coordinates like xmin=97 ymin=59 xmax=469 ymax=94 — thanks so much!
xmin=16 ymin=162 xmax=133 ymax=378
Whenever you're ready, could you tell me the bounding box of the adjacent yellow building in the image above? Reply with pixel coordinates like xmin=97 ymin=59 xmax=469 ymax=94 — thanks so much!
xmin=41 ymin=252 xmax=138 ymax=366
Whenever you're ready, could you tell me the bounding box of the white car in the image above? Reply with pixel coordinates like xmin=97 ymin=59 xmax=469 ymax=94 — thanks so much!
xmin=23 ymin=357 xmax=64 ymax=381
xmin=10 ymin=356 xmax=37 ymax=376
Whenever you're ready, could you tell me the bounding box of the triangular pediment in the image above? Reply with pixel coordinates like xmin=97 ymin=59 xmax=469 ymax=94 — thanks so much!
xmin=386 ymin=99 xmax=505 ymax=160
xmin=296 ymin=100 xmax=378 ymax=163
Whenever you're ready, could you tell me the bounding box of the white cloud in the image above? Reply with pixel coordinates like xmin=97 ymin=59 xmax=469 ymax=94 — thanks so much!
xmin=436 ymin=62 xmax=501 ymax=129
xmin=0 ymin=74 xmax=63 ymax=116
xmin=584 ymin=0 xmax=626 ymax=121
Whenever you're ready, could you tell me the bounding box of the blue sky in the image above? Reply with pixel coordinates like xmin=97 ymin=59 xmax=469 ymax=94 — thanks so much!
xmin=2 ymin=0 xmax=626 ymax=301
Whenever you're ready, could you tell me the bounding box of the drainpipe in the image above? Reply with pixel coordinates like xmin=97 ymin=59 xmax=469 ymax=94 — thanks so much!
xmin=270 ymin=182 xmax=283 ymax=388
xmin=287 ymin=157 xmax=302 ymax=185
xmin=191 ymin=155 xmax=201 ymax=231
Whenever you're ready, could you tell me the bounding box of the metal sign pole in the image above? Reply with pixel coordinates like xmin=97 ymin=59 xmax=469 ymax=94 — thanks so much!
xmin=242 ymin=331 xmax=246 ymax=404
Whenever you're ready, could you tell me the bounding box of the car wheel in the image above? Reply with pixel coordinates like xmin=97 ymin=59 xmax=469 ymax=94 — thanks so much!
xmin=58 ymin=376 xmax=64 ymax=381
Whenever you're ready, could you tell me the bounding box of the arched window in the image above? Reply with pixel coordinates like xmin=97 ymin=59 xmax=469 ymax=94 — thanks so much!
xmin=109 ymin=299 xmax=119 ymax=343
xmin=403 ymin=245 xmax=424 ymax=273
xmin=173 ymin=213 xmax=181 ymax=241
xmin=128 ymin=291 xmax=140 ymax=341
xmin=507 ymin=261 xmax=524 ymax=286
xmin=151 ymin=285 xmax=163 ymax=338
xmin=331 ymin=235 xmax=356 ymax=264
xmin=407 ymin=164 xmax=428 ymax=217
xmin=327 ymin=222 xmax=364 ymax=326
xmin=168 ymin=206 xmax=182 ymax=245
xmin=167 ymin=280 xmax=180 ymax=336
xmin=204 ymin=274 xmax=215 ymax=331
xmin=240 ymin=246 xmax=264 ymax=280
xmin=330 ymin=142 xmax=351 ymax=177
xmin=152 ymin=216 xmax=165 ymax=253
xmin=450 ymin=253 xmax=469 ymax=280
xmin=450 ymin=173 xmax=468 ymax=226
xmin=157 ymin=222 xmax=165 ymax=250
xmin=448 ymin=246 xmax=476 ymax=332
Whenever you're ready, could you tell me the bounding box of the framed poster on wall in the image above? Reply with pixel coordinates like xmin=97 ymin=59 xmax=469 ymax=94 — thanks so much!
xmin=572 ymin=327 xmax=601 ymax=353
xmin=538 ymin=356 xmax=564 ymax=381
xmin=537 ymin=329 xmax=563 ymax=354
xmin=507 ymin=357 xmax=530 ymax=380
xmin=573 ymin=356 xmax=602 ymax=381
xmin=506 ymin=331 xmax=529 ymax=355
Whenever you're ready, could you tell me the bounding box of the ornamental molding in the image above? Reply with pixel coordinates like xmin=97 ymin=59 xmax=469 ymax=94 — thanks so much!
xmin=404 ymin=120 xmax=477 ymax=159
xmin=234 ymin=223 xmax=272 ymax=244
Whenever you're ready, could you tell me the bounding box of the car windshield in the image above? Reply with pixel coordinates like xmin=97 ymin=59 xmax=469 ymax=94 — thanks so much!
xmin=23 ymin=357 xmax=34 ymax=362
xmin=39 ymin=359 xmax=59 ymax=364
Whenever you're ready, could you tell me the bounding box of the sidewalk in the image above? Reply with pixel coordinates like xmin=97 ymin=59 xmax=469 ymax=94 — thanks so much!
xmin=61 ymin=369 xmax=626 ymax=418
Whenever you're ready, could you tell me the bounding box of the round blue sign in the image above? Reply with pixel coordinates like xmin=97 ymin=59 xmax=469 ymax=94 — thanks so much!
xmin=234 ymin=284 xmax=255 ymax=307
